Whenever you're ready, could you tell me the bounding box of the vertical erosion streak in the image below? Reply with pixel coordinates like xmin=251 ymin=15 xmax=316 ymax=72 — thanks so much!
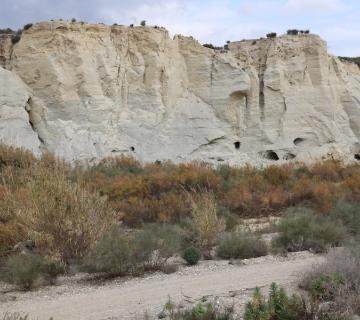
xmin=258 ymin=41 xmax=273 ymax=121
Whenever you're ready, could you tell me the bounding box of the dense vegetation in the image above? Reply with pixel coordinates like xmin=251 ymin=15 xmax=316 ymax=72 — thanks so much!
xmin=1 ymin=144 xmax=360 ymax=291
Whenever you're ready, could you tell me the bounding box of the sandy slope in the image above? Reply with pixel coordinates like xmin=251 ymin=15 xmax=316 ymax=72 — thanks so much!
xmin=0 ymin=252 xmax=323 ymax=320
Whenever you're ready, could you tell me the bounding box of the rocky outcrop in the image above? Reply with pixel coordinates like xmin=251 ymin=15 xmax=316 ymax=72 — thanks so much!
xmin=0 ymin=21 xmax=360 ymax=165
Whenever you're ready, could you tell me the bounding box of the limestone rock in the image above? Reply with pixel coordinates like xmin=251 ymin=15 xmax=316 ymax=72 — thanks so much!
xmin=0 ymin=67 xmax=41 ymax=156
xmin=0 ymin=21 xmax=360 ymax=165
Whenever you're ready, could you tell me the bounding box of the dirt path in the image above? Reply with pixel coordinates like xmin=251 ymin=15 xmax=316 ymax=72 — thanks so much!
xmin=0 ymin=252 xmax=323 ymax=320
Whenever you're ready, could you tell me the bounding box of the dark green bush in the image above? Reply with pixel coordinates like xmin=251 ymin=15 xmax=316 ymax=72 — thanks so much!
xmin=23 ymin=23 xmax=33 ymax=30
xmin=182 ymin=246 xmax=201 ymax=265
xmin=272 ymin=208 xmax=347 ymax=253
xmin=330 ymin=201 xmax=360 ymax=236
xmin=287 ymin=29 xmax=299 ymax=35
xmin=217 ymin=232 xmax=268 ymax=259
xmin=81 ymin=227 xmax=134 ymax=277
xmin=11 ymin=34 xmax=21 ymax=44
xmin=266 ymin=32 xmax=277 ymax=38
xmin=1 ymin=254 xmax=44 ymax=290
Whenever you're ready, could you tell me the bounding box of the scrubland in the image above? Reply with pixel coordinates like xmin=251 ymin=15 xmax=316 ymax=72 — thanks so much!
xmin=0 ymin=144 xmax=359 ymax=319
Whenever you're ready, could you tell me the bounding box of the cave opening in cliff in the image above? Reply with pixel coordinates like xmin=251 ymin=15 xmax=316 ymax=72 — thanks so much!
xmin=355 ymin=154 xmax=360 ymax=161
xmin=262 ymin=150 xmax=280 ymax=161
xmin=284 ymin=153 xmax=296 ymax=160
xmin=130 ymin=146 xmax=135 ymax=151
xmin=293 ymin=137 xmax=305 ymax=146
xmin=234 ymin=141 xmax=241 ymax=149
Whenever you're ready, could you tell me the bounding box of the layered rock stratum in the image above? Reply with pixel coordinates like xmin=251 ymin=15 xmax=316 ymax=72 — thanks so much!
xmin=1 ymin=21 xmax=360 ymax=165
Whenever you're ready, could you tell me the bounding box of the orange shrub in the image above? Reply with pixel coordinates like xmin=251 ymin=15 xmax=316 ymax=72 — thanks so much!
xmin=263 ymin=164 xmax=292 ymax=186
xmin=0 ymin=223 xmax=24 ymax=256
xmin=310 ymin=160 xmax=343 ymax=181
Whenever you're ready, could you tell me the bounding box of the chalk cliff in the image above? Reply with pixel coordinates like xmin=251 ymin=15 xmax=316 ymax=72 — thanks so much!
xmin=1 ymin=21 xmax=360 ymax=164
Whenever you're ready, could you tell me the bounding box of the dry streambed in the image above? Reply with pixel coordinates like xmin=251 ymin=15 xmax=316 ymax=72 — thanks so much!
xmin=0 ymin=251 xmax=323 ymax=320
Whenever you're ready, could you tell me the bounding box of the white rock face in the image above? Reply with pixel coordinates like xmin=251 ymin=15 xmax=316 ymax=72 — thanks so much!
xmin=0 ymin=67 xmax=41 ymax=155
xmin=0 ymin=21 xmax=360 ymax=164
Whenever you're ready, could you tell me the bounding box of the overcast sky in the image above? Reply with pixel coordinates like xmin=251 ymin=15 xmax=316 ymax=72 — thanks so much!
xmin=0 ymin=0 xmax=359 ymax=56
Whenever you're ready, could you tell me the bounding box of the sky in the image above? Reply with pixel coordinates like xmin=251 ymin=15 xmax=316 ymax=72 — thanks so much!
xmin=0 ymin=0 xmax=359 ymax=56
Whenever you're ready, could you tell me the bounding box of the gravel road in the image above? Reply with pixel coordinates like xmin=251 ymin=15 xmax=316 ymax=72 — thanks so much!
xmin=0 ymin=252 xmax=323 ymax=320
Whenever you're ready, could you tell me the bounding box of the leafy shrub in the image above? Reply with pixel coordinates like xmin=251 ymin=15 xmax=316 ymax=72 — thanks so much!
xmin=1 ymin=253 xmax=65 ymax=289
xmin=244 ymin=283 xmax=306 ymax=320
xmin=1 ymin=254 xmax=44 ymax=290
xmin=182 ymin=246 xmax=201 ymax=265
xmin=329 ymin=201 xmax=360 ymax=236
xmin=11 ymin=34 xmax=21 ymax=44
xmin=82 ymin=227 xmax=134 ymax=277
xmin=216 ymin=232 xmax=268 ymax=260
xmin=0 ymin=28 xmax=15 ymax=35
xmin=307 ymin=272 xmax=345 ymax=301
xmin=158 ymin=298 xmax=234 ymax=320
xmin=132 ymin=224 xmax=183 ymax=270
xmin=41 ymin=259 xmax=65 ymax=285
xmin=287 ymin=29 xmax=299 ymax=35
xmin=189 ymin=191 xmax=225 ymax=248
xmin=23 ymin=23 xmax=33 ymax=30
xmin=83 ymin=224 xmax=183 ymax=277
xmin=266 ymin=32 xmax=277 ymax=38
xmin=272 ymin=208 xmax=347 ymax=253
xmin=140 ymin=20 xmax=146 ymax=26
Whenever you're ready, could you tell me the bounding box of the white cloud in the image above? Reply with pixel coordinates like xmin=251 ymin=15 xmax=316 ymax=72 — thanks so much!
xmin=282 ymin=0 xmax=344 ymax=15
xmin=0 ymin=0 xmax=358 ymax=56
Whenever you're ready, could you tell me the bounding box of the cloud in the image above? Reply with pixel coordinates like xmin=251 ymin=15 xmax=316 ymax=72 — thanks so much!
xmin=0 ymin=0 xmax=358 ymax=56
xmin=282 ymin=0 xmax=344 ymax=16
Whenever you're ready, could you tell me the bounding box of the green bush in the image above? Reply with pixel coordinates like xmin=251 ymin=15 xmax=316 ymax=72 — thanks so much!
xmin=1 ymin=254 xmax=44 ymax=290
xmin=330 ymin=201 xmax=360 ymax=237
xmin=217 ymin=232 xmax=268 ymax=260
xmin=307 ymin=272 xmax=345 ymax=301
xmin=23 ymin=23 xmax=33 ymax=30
xmin=1 ymin=254 xmax=65 ymax=290
xmin=41 ymin=259 xmax=65 ymax=285
xmin=81 ymin=227 xmax=134 ymax=277
xmin=133 ymin=224 xmax=183 ymax=270
xmin=158 ymin=298 xmax=234 ymax=320
xmin=272 ymin=208 xmax=347 ymax=253
xmin=83 ymin=224 xmax=183 ymax=277
xmin=182 ymin=246 xmax=201 ymax=265
xmin=244 ymin=284 xmax=306 ymax=320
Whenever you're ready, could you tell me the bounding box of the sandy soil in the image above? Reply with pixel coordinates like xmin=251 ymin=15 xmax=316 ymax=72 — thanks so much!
xmin=0 ymin=251 xmax=323 ymax=320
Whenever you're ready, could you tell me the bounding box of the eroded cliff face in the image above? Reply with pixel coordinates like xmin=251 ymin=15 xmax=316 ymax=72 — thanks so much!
xmin=1 ymin=21 xmax=360 ymax=164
